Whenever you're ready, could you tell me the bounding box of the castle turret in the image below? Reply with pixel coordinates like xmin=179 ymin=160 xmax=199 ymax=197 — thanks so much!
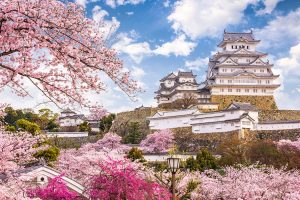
xmin=205 ymin=31 xmax=280 ymax=110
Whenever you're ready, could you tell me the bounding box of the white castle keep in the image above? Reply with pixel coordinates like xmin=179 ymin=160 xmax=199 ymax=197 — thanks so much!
xmin=155 ymin=31 xmax=280 ymax=107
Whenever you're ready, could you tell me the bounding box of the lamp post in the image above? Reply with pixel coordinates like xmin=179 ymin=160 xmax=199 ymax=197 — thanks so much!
xmin=167 ymin=157 xmax=180 ymax=200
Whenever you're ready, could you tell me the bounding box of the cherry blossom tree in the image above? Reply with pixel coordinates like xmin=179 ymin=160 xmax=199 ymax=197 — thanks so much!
xmin=277 ymin=138 xmax=300 ymax=151
xmin=0 ymin=130 xmax=45 ymax=199
xmin=87 ymin=106 xmax=107 ymax=121
xmin=192 ymin=166 xmax=300 ymax=200
xmin=140 ymin=129 xmax=174 ymax=153
xmin=87 ymin=159 xmax=171 ymax=200
xmin=27 ymin=175 xmax=78 ymax=200
xmin=0 ymin=0 xmax=138 ymax=108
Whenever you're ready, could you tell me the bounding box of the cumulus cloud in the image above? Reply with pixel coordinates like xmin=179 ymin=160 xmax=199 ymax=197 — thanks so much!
xmin=275 ymin=43 xmax=300 ymax=76
xmin=112 ymin=33 xmax=152 ymax=63
xmin=167 ymin=0 xmax=259 ymax=39
xmin=153 ymin=35 xmax=197 ymax=56
xmin=105 ymin=0 xmax=145 ymax=8
xmin=256 ymin=0 xmax=283 ymax=15
xmin=92 ymin=6 xmax=120 ymax=39
xmin=185 ymin=57 xmax=209 ymax=71
xmin=255 ymin=8 xmax=300 ymax=49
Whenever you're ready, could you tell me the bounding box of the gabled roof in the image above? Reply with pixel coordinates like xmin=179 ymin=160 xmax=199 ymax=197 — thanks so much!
xmin=160 ymin=72 xmax=177 ymax=81
xmin=178 ymin=70 xmax=196 ymax=77
xmin=218 ymin=31 xmax=260 ymax=47
xmin=148 ymin=108 xmax=200 ymax=119
xmin=61 ymin=108 xmax=76 ymax=114
xmin=226 ymin=102 xmax=258 ymax=111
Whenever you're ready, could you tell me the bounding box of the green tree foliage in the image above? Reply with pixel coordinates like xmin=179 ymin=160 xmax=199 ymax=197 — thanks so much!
xmin=123 ymin=122 xmax=143 ymax=144
xmin=127 ymin=147 xmax=145 ymax=162
xmin=79 ymin=121 xmax=91 ymax=132
xmin=16 ymin=119 xmax=40 ymax=135
xmin=5 ymin=125 xmax=16 ymax=132
xmin=33 ymin=140 xmax=60 ymax=163
xmin=3 ymin=107 xmax=59 ymax=131
xmin=185 ymin=149 xmax=218 ymax=172
xmin=99 ymin=113 xmax=116 ymax=133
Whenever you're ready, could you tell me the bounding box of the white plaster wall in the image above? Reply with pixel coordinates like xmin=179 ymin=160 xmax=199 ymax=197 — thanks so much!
xmin=149 ymin=115 xmax=192 ymax=129
xmin=47 ymin=132 xmax=88 ymax=137
xmin=256 ymin=123 xmax=300 ymax=130
xmin=192 ymin=122 xmax=240 ymax=133
xmin=225 ymin=43 xmax=257 ymax=51
xmin=59 ymin=118 xmax=84 ymax=127
xmin=211 ymin=87 xmax=275 ymax=96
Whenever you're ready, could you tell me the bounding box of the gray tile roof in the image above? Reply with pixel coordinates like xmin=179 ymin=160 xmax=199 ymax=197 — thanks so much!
xmin=223 ymin=31 xmax=256 ymax=41
xmin=227 ymin=102 xmax=258 ymax=111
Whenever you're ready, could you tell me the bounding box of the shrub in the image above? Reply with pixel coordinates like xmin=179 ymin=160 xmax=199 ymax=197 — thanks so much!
xmin=127 ymin=147 xmax=145 ymax=162
xmin=99 ymin=113 xmax=116 ymax=133
xmin=34 ymin=146 xmax=60 ymax=163
xmin=123 ymin=122 xmax=143 ymax=144
xmin=79 ymin=121 xmax=91 ymax=132
xmin=185 ymin=149 xmax=218 ymax=172
xmin=5 ymin=125 xmax=16 ymax=132
xmin=16 ymin=119 xmax=40 ymax=135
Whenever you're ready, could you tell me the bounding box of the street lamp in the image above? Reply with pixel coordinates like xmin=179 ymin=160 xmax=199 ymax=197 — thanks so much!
xmin=167 ymin=157 xmax=180 ymax=200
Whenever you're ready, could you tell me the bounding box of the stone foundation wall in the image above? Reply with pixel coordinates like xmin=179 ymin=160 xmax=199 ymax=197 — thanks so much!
xmin=211 ymin=95 xmax=277 ymax=110
xmin=259 ymin=110 xmax=300 ymax=121
xmin=110 ymin=107 xmax=158 ymax=136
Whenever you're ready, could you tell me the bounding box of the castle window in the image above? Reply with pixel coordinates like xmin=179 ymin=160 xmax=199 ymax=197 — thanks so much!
xmin=232 ymin=45 xmax=234 ymax=49
xmin=253 ymin=89 xmax=258 ymax=93
xmin=247 ymin=46 xmax=249 ymax=49
xmin=245 ymin=89 xmax=249 ymax=92
xmin=231 ymin=69 xmax=234 ymax=72
xmin=235 ymin=45 xmax=237 ymax=49
xmin=228 ymin=89 xmax=232 ymax=92
xmin=222 ymin=69 xmax=227 ymax=72
xmin=228 ymin=80 xmax=233 ymax=83
xmin=266 ymin=80 xmax=270 ymax=84
xmin=260 ymin=69 xmax=264 ymax=73
xmin=262 ymin=89 xmax=266 ymax=93
xmin=236 ymin=89 xmax=241 ymax=92
xmin=220 ymin=88 xmax=224 ymax=92
xmin=234 ymin=59 xmax=238 ymax=62
xmin=258 ymin=80 xmax=261 ymax=84
xmin=246 ymin=59 xmax=251 ymax=62
xmin=254 ymin=69 xmax=256 ymax=72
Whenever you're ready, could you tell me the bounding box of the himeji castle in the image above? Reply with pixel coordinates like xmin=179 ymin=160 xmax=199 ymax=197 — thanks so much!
xmin=155 ymin=31 xmax=281 ymax=110
xmin=205 ymin=30 xmax=280 ymax=97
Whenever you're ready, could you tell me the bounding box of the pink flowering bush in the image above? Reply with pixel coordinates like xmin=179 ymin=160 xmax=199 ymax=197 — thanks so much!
xmin=27 ymin=175 xmax=78 ymax=200
xmin=193 ymin=166 xmax=300 ymax=200
xmin=140 ymin=129 xmax=174 ymax=153
xmin=87 ymin=159 xmax=171 ymax=200
xmin=277 ymin=138 xmax=300 ymax=150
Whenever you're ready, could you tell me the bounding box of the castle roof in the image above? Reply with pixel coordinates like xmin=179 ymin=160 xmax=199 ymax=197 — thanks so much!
xmin=218 ymin=31 xmax=260 ymax=47
xmin=61 ymin=108 xmax=76 ymax=114
xmin=226 ymin=102 xmax=258 ymax=111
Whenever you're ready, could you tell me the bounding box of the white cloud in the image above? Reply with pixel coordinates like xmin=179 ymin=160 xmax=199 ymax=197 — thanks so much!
xmin=131 ymin=66 xmax=146 ymax=78
xmin=112 ymin=33 xmax=152 ymax=63
xmin=75 ymin=0 xmax=89 ymax=7
xmin=168 ymin=0 xmax=259 ymax=39
xmin=185 ymin=57 xmax=209 ymax=71
xmin=256 ymin=0 xmax=283 ymax=15
xmin=255 ymin=8 xmax=300 ymax=49
xmin=92 ymin=6 xmax=120 ymax=39
xmin=105 ymin=0 xmax=145 ymax=8
xmin=275 ymin=42 xmax=300 ymax=76
xmin=126 ymin=11 xmax=134 ymax=15
xmin=75 ymin=0 xmax=100 ymax=7
xmin=163 ymin=0 xmax=171 ymax=7
xmin=153 ymin=35 xmax=197 ymax=56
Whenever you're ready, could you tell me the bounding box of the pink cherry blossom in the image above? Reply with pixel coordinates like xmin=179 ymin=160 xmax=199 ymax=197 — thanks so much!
xmin=27 ymin=175 xmax=78 ymax=200
xmin=0 ymin=0 xmax=138 ymax=108
xmin=140 ymin=129 xmax=174 ymax=153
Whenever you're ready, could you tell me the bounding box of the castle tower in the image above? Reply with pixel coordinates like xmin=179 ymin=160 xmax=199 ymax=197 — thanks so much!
xmin=155 ymin=71 xmax=210 ymax=108
xmin=205 ymin=31 xmax=280 ymax=110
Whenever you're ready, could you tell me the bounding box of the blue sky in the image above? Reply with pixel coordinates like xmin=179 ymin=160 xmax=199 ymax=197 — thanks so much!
xmin=3 ymin=0 xmax=300 ymax=113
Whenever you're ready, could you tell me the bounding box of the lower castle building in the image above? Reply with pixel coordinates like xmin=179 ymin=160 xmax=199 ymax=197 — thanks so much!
xmin=148 ymin=102 xmax=300 ymax=135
